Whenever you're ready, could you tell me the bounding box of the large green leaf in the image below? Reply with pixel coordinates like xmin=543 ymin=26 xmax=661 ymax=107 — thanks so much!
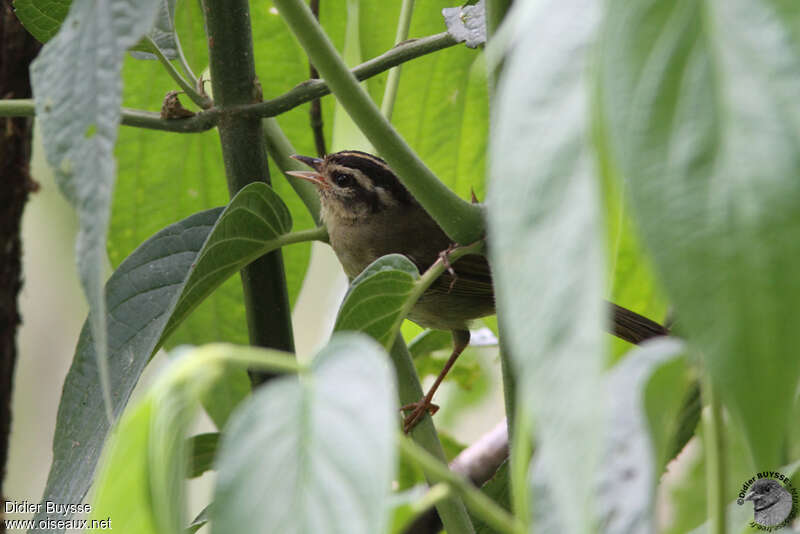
xmin=596 ymin=339 xmax=690 ymax=533
xmin=89 ymin=398 xmax=160 ymax=534
xmin=160 ymin=183 xmax=293 ymax=343
xmin=600 ymin=0 xmax=800 ymax=468
xmin=333 ymin=254 xmax=420 ymax=348
xmin=211 ymin=334 xmax=397 ymax=534
xmin=487 ymin=0 xmax=605 ymax=531
xmin=35 ymin=185 xmax=303 ymax=531
xmin=33 ymin=209 xmax=220 ymax=533
xmin=13 ymin=0 xmax=71 ymax=43
xmin=90 ymin=344 xmax=300 ymax=534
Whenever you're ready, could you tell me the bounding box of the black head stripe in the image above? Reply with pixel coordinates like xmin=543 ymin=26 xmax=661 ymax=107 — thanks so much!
xmin=327 ymin=151 xmax=415 ymax=205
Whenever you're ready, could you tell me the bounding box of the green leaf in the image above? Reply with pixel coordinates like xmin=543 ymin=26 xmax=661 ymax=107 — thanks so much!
xmin=593 ymin=94 xmax=668 ymax=363
xmin=387 ymin=485 xmax=431 ymax=534
xmin=474 ymin=461 xmax=511 ymax=534
xmin=90 ymin=344 xmax=299 ymax=534
xmin=333 ymin=254 xmax=420 ymax=348
xmin=89 ymin=398 xmax=160 ymax=534
xmin=30 ymin=0 xmax=161 ymax=431
xmin=36 ymin=184 xmax=304 ymax=528
xmin=199 ymin=366 xmax=251 ymax=429
xmin=642 ymin=346 xmax=696 ymax=472
xmin=408 ymin=329 xmax=452 ymax=358
xmin=188 ymin=432 xmax=220 ymax=479
xmin=13 ymin=0 xmax=71 ymax=43
xmin=487 ymin=0 xmax=604 ymax=531
xmin=130 ymin=0 xmax=178 ymax=59
xmin=600 ymin=0 xmax=800 ymax=468
xmin=596 ymin=338 xmax=689 ymax=533
xmin=33 ymin=208 xmax=219 ymax=532
xmin=160 ymin=182 xmax=293 ymax=344
xmin=211 ymin=334 xmax=397 ymax=534
xmin=414 ymin=349 xmax=482 ymax=393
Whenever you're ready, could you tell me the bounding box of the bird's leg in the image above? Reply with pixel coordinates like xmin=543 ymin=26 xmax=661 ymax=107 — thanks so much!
xmin=438 ymin=244 xmax=459 ymax=292
xmin=402 ymin=329 xmax=471 ymax=433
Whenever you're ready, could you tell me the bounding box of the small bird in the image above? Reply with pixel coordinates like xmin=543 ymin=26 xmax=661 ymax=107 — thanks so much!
xmin=287 ymin=150 xmax=668 ymax=432
xmin=745 ymin=478 xmax=794 ymax=527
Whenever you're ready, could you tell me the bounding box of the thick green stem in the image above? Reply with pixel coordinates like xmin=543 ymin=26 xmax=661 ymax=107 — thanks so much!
xmin=389 ymin=338 xmax=476 ymax=534
xmin=398 ymin=434 xmax=526 ymax=534
xmin=205 ymin=0 xmax=295 ymax=384
xmin=380 ymin=0 xmax=415 ymax=121
xmin=273 ymin=0 xmax=484 ymax=244
xmin=703 ymin=377 xmax=726 ymax=534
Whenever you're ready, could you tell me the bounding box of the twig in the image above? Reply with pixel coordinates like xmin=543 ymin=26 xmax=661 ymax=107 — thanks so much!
xmin=398 ymin=434 xmax=526 ymax=534
xmin=144 ymin=35 xmax=211 ymax=109
xmin=0 ymin=32 xmax=458 ymax=134
xmin=380 ymin=0 xmax=415 ymax=121
xmin=308 ymin=0 xmax=327 ymax=157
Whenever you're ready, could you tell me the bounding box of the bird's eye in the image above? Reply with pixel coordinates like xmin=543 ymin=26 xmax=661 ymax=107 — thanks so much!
xmin=332 ymin=172 xmax=353 ymax=188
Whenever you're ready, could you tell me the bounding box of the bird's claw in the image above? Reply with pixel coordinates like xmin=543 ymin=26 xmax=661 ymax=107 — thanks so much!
xmin=439 ymin=244 xmax=459 ymax=292
xmin=401 ymin=399 xmax=440 ymax=433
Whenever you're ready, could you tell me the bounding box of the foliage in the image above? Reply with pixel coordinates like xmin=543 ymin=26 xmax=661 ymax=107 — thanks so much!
xmin=6 ymin=0 xmax=800 ymax=533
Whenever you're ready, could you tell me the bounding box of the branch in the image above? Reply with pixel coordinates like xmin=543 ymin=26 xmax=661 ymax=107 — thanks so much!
xmin=398 ymin=433 xmax=526 ymax=534
xmin=0 ymin=32 xmax=458 ymax=134
xmin=380 ymin=0 xmax=415 ymax=121
xmin=239 ymin=31 xmax=457 ymax=120
xmin=388 ymin=338 xmax=477 ymax=533
xmin=307 ymin=0 xmax=326 ymax=157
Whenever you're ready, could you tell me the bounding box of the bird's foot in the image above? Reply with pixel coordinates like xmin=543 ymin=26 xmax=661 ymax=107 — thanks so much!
xmin=439 ymin=244 xmax=459 ymax=292
xmin=401 ymin=398 xmax=440 ymax=433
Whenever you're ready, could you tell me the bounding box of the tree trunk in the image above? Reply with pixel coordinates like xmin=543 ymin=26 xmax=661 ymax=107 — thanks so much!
xmin=0 ymin=2 xmax=41 ymax=527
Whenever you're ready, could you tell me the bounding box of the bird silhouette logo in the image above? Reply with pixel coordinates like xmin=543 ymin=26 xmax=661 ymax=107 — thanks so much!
xmin=737 ymin=474 xmax=797 ymax=530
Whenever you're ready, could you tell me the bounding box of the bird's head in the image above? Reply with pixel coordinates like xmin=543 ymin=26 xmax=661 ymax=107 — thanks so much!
xmin=745 ymin=479 xmax=786 ymax=510
xmin=287 ymin=151 xmax=415 ymax=222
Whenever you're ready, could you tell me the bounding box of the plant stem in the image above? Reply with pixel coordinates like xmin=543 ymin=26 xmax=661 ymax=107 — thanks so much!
xmin=380 ymin=0 xmax=415 ymax=121
xmin=204 ymin=0 xmax=295 ymax=385
xmin=0 ymin=33 xmax=458 ymax=133
xmin=398 ymin=434 xmax=527 ymax=534
xmin=0 ymin=98 xmax=34 ymax=116
xmin=509 ymin=402 xmax=531 ymax=524
xmin=307 ymin=0 xmax=327 ymax=157
xmin=173 ymin=29 xmax=202 ymax=95
xmin=703 ymin=377 xmax=726 ymax=534
xmin=273 ymin=0 xmax=485 ymax=245
xmin=389 ymin=338 xmax=476 ymax=534
xmin=145 ymin=35 xmax=211 ymax=109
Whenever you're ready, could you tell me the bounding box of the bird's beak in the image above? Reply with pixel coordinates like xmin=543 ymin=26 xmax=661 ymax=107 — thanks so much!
xmin=287 ymin=155 xmax=327 ymax=188
xmin=744 ymin=490 xmax=755 ymax=502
